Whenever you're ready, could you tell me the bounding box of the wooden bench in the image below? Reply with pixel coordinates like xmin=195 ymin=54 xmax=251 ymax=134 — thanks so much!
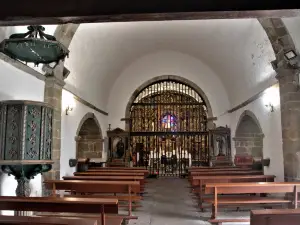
xmin=0 ymin=215 xmax=99 ymax=225
xmin=63 ymin=175 xmax=146 ymax=186
xmin=204 ymin=182 xmax=300 ymax=219
xmin=89 ymin=167 xmax=146 ymax=170
xmin=251 ymin=209 xmax=300 ymax=225
xmin=187 ymin=166 xmax=240 ymax=170
xmin=74 ymin=172 xmax=145 ymax=177
xmin=44 ymin=180 xmax=141 ymax=216
xmin=208 ymin=218 xmax=250 ymax=225
xmin=191 ymin=175 xmax=275 ymax=210
xmin=188 ymin=167 xmax=252 ymax=172
xmin=189 ymin=170 xmax=262 ymax=179
xmin=0 ymin=196 xmax=119 ymax=225
xmin=87 ymin=169 xmax=149 ymax=176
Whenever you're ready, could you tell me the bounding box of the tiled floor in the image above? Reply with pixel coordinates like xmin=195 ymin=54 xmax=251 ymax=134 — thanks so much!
xmin=128 ymin=177 xmax=250 ymax=225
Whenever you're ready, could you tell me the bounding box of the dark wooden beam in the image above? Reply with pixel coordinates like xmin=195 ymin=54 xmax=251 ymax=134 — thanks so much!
xmin=0 ymin=1 xmax=300 ymax=26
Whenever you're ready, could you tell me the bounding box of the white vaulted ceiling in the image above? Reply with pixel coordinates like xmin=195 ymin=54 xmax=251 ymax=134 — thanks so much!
xmin=64 ymin=19 xmax=276 ymax=110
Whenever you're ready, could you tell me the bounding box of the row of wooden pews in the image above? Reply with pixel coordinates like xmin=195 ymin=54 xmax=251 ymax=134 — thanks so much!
xmin=0 ymin=164 xmax=148 ymax=225
xmin=0 ymin=196 xmax=121 ymax=225
xmin=52 ymin=165 xmax=149 ymax=219
xmin=188 ymin=166 xmax=300 ymax=225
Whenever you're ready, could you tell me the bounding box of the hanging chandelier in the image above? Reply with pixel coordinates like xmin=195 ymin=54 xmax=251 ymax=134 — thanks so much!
xmin=0 ymin=25 xmax=69 ymax=67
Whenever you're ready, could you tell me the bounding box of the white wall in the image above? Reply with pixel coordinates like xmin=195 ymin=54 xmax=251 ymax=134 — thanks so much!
xmin=60 ymin=90 xmax=108 ymax=177
xmin=230 ymin=85 xmax=284 ymax=181
xmin=0 ymin=60 xmax=45 ymax=206
xmin=108 ymin=50 xmax=230 ymax=129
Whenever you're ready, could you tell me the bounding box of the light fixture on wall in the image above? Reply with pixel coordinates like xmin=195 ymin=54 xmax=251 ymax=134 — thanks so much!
xmin=62 ymin=90 xmax=75 ymax=116
xmin=263 ymin=85 xmax=280 ymax=112
xmin=265 ymin=103 xmax=274 ymax=112
xmin=284 ymin=49 xmax=300 ymax=69
xmin=284 ymin=50 xmax=297 ymax=61
xmin=66 ymin=105 xmax=73 ymax=115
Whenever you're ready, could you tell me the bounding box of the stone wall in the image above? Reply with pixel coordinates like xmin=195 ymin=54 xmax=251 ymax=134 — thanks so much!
xmin=234 ymin=134 xmax=264 ymax=158
xmin=76 ymin=135 xmax=103 ymax=158
xmin=234 ymin=113 xmax=264 ymax=158
xmin=76 ymin=117 xmax=103 ymax=158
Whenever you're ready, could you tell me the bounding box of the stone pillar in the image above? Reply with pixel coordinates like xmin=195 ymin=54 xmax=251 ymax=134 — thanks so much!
xmin=277 ymin=67 xmax=300 ymax=181
xmin=42 ymin=76 xmax=65 ymax=195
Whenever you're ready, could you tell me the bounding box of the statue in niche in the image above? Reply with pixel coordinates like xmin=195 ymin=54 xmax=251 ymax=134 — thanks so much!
xmin=116 ymin=139 xmax=125 ymax=158
xmin=216 ymin=136 xmax=225 ymax=156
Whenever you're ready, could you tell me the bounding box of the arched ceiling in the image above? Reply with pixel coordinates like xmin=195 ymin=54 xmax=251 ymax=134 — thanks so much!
xmin=64 ymin=19 xmax=276 ymax=109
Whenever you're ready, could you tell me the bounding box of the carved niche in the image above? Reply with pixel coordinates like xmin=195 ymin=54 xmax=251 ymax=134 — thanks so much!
xmin=209 ymin=126 xmax=232 ymax=166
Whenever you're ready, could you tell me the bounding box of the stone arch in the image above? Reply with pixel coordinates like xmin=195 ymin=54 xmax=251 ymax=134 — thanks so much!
xmin=76 ymin=112 xmax=102 ymax=136
xmin=54 ymin=24 xmax=80 ymax=51
xmin=75 ymin=112 xmax=103 ymax=158
xmin=258 ymin=18 xmax=297 ymax=68
xmin=233 ymin=110 xmax=264 ymax=158
xmin=124 ymin=74 xmax=213 ymax=131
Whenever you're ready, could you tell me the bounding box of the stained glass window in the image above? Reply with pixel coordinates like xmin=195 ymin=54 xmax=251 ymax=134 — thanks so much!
xmin=162 ymin=114 xmax=176 ymax=130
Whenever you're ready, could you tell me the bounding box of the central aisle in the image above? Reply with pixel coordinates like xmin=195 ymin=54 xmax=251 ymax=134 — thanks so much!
xmin=129 ymin=177 xmax=209 ymax=225
xmin=129 ymin=177 xmax=250 ymax=225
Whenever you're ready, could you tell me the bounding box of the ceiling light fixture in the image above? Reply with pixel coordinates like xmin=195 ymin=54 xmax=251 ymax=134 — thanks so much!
xmin=0 ymin=25 xmax=69 ymax=68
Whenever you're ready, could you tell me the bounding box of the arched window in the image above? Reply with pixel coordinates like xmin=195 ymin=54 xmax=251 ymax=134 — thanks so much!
xmin=162 ymin=114 xmax=176 ymax=130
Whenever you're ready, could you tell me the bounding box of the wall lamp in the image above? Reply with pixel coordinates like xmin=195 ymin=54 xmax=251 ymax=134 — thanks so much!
xmin=265 ymin=103 xmax=274 ymax=112
xmin=62 ymin=90 xmax=75 ymax=116
xmin=284 ymin=50 xmax=297 ymax=61
xmin=66 ymin=105 xmax=73 ymax=115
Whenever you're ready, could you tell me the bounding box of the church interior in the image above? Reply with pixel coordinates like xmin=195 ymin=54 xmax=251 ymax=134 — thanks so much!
xmin=0 ymin=2 xmax=300 ymax=225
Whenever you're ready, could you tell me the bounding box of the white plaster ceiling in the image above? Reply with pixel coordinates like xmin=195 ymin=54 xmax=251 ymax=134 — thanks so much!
xmin=65 ymin=19 xmax=276 ymax=109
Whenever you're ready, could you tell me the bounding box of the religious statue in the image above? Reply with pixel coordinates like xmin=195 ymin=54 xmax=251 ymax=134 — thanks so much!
xmin=116 ymin=139 xmax=125 ymax=158
xmin=216 ymin=136 xmax=225 ymax=156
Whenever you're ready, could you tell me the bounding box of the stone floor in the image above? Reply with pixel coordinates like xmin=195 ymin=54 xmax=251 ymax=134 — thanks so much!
xmin=128 ymin=177 xmax=250 ymax=225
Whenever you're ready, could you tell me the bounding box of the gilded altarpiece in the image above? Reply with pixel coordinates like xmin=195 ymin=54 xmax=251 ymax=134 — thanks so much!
xmin=129 ymin=80 xmax=209 ymax=176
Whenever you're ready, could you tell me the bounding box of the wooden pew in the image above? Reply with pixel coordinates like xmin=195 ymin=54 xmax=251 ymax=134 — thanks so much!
xmin=187 ymin=166 xmax=239 ymax=170
xmin=189 ymin=170 xmax=263 ymax=178
xmin=188 ymin=167 xmax=253 ymax=172
xmin=204 ymin=182 xmax=300 ymax=220
xmin=63 ymin=175 xmax=146 ymax=186
xmin=44 ymin=180 xmax=141 ymax=216
xmin=191 ymin=175 xmax=275 ymax=187
xmin=89 ymin=167 xmax=146 ymax=170
xmin=191 ymin=175 xmax=275 ymax=210
xmin=188 ymin=170 xmax=263 ymax=183
xmin=251 ymin=209 xmax=300 ymax=225
xmin=87 ymin=169 xmax=149 ymax=176
xmin=0 ymin=215 xmax=99 ymax=225
xmin=74 ymin=172 xmax=145 ymax=177
xmin=0 ymin=196 xmax=119 ymax=225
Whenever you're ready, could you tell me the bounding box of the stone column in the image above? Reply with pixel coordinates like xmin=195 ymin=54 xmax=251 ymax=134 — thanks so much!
xmin=277 ymin=67 xmax=300 ymax=181
xmin=42 ymin=76 xmax=65 ymax=195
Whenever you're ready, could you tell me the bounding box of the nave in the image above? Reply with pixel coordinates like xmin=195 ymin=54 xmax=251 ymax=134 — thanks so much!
xmin=129 ymin=178 xmax=249 ymax=225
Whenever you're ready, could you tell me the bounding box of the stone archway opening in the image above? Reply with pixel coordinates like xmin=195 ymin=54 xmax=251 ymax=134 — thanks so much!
xmin=75 ymin=113 xmax=103 ymax=159
xmin=234 ymin=111 xmax=264 ymax=159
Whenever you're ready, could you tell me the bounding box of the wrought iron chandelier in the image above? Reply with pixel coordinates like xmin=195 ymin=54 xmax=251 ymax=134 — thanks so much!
xmin=0 ymin=25 xmax=69 ymax=67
